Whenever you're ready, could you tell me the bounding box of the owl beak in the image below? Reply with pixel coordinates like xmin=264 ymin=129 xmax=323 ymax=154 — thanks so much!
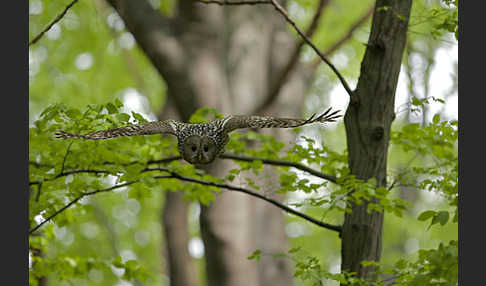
xmin=197 ymin=152 xmax=203 ymax=162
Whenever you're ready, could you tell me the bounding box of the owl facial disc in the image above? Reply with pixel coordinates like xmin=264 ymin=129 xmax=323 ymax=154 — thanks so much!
xmin=180 ymin=136 xmax=218 ymax=164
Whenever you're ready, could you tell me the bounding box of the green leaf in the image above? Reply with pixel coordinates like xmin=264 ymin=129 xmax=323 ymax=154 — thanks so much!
xmin=288 ymin=247 xmax=302 ymax=254
xmin=112 ymin=256 xmax=124 ymax=268
xmin=65 ymin=108 xmax=81 ymax=119
xmin=437 ymin=211 xmax=450 ymax=226
xmin=105 ymin=103 xmax=118 ymax=114
xmin=114 ymin=98 xmax=124 ymax=108
xmin=418 ymin=210 xmax=436 ymax=221
xmin=432 ymin=113 xmax=441 ymax=124
xmin=248 ymin=249 xmax=262 ymax=261
xmin=132 ymin=112 xmax=147 ymax=123
xmin=116 ymin=113 xmax=131 ymax=123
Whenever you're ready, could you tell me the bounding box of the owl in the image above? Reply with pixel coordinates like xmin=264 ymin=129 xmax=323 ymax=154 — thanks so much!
xmin=56 ymin=107 xmax=341 ymax=164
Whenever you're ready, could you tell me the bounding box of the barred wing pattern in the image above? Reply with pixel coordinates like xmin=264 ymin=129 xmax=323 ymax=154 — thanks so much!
xmin=220 ymin=107 xmax=341 ymax=134
xmin=55 ymin=120 xmax=179 ymax=140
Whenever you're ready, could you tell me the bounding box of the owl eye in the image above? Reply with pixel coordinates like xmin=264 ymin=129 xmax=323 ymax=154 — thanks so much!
xmin=203 ymin=146 xmax=209 ymax=152
xmin=191 ymin=146 xmax=197 ymax=152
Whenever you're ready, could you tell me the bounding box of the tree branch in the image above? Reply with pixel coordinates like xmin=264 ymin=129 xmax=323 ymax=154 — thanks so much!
xmin=219 ymin=153 xmax=338 ymax=184
xmin=29 ymin=169 xmax=113 ymax=186
xmin=197 ymin=0 xmax=354 ymax=98
xmin=255 ymin=0 xmax=331 ymax=114
xmin=30 ymin=152 xmax=338 ymax=185
xmin=159 ymin=171 xmax=342 ymax=233
xmin=29 ymin=0 xmax=79 ymax=46
xmin=311 ymin=4 xmax=374 ymax=69
xmin=267 ymin=0 xmax=354 ymax=98
xmin=29 ymin=169 xmax=342 ymax=235
xmin=29 ymin=180 xmax=139 ymax=234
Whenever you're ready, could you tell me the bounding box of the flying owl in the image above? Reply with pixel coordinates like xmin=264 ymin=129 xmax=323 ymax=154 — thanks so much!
xmin=55 ymin=107 xmax=341 ymax=164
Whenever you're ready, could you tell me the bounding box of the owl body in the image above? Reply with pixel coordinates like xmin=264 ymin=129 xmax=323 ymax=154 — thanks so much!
xmin=56 ymin=108 xmax=341 ymax=164
xmin=175 ymin=121 xmax=229 ymax=164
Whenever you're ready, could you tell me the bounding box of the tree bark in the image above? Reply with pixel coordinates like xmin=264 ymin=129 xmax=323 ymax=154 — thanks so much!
xmin=341 ymin=0 xmax=412 ymax=279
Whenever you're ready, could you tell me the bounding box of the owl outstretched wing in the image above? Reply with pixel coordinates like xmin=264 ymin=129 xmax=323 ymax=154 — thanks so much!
xmin=220 ymin=107 xmax=341 ymax=134
xmin=55 ymin=120 xmax=180 ymax=140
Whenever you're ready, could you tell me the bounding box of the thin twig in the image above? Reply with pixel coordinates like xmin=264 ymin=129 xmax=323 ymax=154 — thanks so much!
xmin=219 ymin=153 xmax=338 ymax=184
xmin=60 ymin=141 xmax=74 ymax=176
xmin=29 ymin=0 xmax=79 ymax=46
xmin=29 ymin=169 xmax=113 ymax=186
xmin=35 ymin=182 xmax=43 ymax=202
xmin=29 ymin=180 xmax=139 ymax=234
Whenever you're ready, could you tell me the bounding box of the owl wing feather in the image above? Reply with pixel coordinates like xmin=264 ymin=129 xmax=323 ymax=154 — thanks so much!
xmin=220 ymin=107 xmax=341 ymax=133
xmin=55 ymin=120 xmax=180 ymax=140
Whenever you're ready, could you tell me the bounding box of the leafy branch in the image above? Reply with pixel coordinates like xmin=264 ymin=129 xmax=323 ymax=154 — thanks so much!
xmin=30 ymin=152 xmax=339 ymax=185
xmin=29 ymin=167 xmax=342 ymax=235
xmin=219 ymin=153 xmax=338 ymax=183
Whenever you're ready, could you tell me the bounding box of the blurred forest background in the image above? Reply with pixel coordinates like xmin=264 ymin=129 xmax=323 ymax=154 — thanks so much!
xmin=29 ymin=0 xmax=458 ymax=285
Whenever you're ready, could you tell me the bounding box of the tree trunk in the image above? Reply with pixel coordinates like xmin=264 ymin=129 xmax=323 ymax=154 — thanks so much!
xmin=341 ymin=0 xmax=412 ymax=279
xmin=107 ymin=0 xmax=314 ymax=285
xmin=162 ymin=191 xmax=199 ymax=286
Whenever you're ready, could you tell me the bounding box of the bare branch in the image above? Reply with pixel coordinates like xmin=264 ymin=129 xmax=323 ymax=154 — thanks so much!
xmin=219 ymin=153 xmax=338 ymax=184
xmin=29 ymin=0 xmax=79 ymax=46
xmin=267 ymin=0 xmax=354 ymax=98
xmin=311 ymin=5 xmax=374 ymax=69
xmin=197 ymin=0 xmax=354 ymax=98
xmin=255 ymin=0 xmax=331 ymax=114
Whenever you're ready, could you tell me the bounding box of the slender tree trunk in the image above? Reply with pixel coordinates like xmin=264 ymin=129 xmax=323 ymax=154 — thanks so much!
xmin=341 ymin=0 xmax=412 ymax=279
xmin=163 ymin=191 xmax=199 ymax=286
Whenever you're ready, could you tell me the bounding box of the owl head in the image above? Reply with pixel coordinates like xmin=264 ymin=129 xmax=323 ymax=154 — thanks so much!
xmin=180 ymin=136 xmax=219 ymax=164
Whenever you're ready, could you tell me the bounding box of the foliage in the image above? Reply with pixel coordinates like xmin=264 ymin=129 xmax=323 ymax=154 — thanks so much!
xmin=29 ymin=0 xmax=457 ymax=285
xmin=28 ymin=102 xmax=221 ymax=284
xmin=29 ymin=99 xmax=457 ymax=284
